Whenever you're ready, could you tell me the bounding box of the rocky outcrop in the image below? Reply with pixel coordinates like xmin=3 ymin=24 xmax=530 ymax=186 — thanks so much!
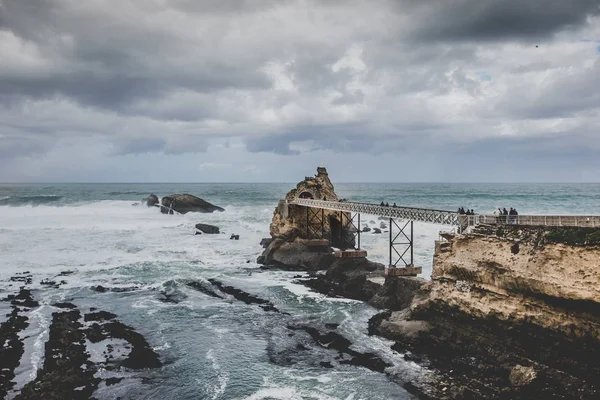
xmin=268 ymin=167 xmax=353 ymax=247
xmin=370 ymin=228 xmax=600 ymax=399
xmin=161 ymin=194 xmax=224 ymax=214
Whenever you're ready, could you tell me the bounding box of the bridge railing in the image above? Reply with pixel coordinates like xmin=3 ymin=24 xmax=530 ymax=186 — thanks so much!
xmin=465 ymin=215 xmax=600 ymax=228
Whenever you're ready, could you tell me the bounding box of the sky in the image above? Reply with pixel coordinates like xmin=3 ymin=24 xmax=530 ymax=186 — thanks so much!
xmin=0 ymin=0 xmax=599 ymax=183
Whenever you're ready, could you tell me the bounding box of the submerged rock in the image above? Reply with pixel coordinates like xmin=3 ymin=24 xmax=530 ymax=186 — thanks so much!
xmin=161 ymin=194 xmax=224 ymax=214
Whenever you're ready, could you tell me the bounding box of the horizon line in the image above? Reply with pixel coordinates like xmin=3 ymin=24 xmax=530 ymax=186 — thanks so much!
xmin=2 ymin=181 xmax=600 ymax=185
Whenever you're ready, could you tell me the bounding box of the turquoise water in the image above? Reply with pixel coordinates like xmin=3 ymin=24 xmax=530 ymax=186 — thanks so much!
xmin=1 ymin=182 xmax=599 ymax=399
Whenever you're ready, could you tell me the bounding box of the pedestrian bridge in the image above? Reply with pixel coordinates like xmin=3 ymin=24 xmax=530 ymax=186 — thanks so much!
xmin=288 ymin=198 xmax=600 ymax=276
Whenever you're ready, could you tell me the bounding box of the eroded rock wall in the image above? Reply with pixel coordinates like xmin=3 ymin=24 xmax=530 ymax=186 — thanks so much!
xmin=372 ymin=228 xmax=600 ymax=399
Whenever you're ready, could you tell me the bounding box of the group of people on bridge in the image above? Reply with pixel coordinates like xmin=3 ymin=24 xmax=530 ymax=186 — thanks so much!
xmin=380 ymin=202 xmax=398 ymax=207
xmin=494 ymin=207 xmax=519 ymax=223
xmin=457 ymin=207 xmax=476 ymax=215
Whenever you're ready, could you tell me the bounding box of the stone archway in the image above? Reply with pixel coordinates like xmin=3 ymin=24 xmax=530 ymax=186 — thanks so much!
xmin=298 ymin=191 xmax=314 ymax=199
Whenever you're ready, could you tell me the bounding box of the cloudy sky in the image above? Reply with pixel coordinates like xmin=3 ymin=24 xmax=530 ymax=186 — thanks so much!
xmin=1 ymin=0 xmax=599 ymax=182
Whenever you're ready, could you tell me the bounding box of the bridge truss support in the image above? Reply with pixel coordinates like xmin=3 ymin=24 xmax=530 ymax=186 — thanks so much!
xmin=389 ymin=219 xmax=413 ymax=267
xmin=339 ymin=211 xmax=360 ymax=250
xmin=306 ymin=207 xmax=325 ymax=239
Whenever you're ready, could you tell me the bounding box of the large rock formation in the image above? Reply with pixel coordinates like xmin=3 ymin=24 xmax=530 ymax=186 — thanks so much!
xmin=268 ymin=167 xmax=353 ymax=248
xmin=160 ymin=194 xmax=224 ymax=214
xmin=371 ymin=226 xmax=600 ymax=399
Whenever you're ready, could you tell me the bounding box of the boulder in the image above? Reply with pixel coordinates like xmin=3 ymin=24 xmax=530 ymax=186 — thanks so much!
xmin=230 ymin=234 xmax=240 ymax=240
xmin=362 ymin=226 xmax=371 ymax=232
xmin=509 ymin=365 xmax=537 ymax=387
xmin=146 ymin=194 xmax=159 ymax=207
xmin=372 ymin=228 xmax=382 ymax=234
xmin=380 ymin=222 xmax=387 ymax=229
xmin=195 ymin=223 xmax=220 ymax=234
xmin=161 ymin=194 xmax=224 ymax=214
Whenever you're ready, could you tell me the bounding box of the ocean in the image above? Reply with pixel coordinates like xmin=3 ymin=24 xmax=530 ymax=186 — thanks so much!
xmin=1 ymin=182 xmax=599 ymax=399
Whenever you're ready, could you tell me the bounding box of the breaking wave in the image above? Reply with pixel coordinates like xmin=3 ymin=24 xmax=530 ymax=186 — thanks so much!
xmin=0 ymin=195 xmax=64 ymax=206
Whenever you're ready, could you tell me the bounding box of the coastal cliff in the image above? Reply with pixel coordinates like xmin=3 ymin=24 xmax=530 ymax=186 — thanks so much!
xmin=374 ymin=226 xmax=600 ymax=399
xmin=258 ymin=168 xmax=599 ymax=399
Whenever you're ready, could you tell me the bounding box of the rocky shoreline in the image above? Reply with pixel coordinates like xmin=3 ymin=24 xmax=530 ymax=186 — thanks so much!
xmin=256 ymin=167 xmax=600 ymax=399
xmin=0 ymin=273 xmax=162 ymax=399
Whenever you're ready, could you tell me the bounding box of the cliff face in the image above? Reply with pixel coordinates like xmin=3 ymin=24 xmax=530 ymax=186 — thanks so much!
xmin=374 ymin=228 xmax=600 ymax=399
xmin=430 ymin=232 xmax=600 ymax=339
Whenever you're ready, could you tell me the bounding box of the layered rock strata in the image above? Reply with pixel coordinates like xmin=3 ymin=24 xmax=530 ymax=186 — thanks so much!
xmin=372 ymin=226 xmax=600 ymax=399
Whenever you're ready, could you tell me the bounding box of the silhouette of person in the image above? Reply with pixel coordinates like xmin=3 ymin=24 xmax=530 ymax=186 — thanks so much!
xmin=385 ymin=202 xmax=389 ymax=207
xmin=393 ymin=203 xmax=397 ymax=208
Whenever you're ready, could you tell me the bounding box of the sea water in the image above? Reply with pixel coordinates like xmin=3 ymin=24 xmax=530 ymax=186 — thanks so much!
xmin=1 ymin=182 xmax=599 ymax=399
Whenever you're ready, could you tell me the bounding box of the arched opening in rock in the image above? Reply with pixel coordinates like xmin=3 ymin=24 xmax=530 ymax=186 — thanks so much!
xmin=298 ymin=191 xmax=314 ymax=199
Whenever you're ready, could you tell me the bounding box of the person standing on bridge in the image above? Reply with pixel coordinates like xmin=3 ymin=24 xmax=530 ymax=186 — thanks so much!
xmin=493 ymin=207 xmax=501 ymax=223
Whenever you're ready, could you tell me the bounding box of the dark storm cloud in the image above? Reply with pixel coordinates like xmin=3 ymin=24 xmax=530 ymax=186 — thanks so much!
xmin=405 ymin=0 xmax=600 ymax=42
xmin=0 ymin=0 xmax=599 ymax=181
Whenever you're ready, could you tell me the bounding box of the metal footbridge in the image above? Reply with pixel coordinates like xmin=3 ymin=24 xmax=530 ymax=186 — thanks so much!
xmin=288 ymin=198 xmax=600 ymax=276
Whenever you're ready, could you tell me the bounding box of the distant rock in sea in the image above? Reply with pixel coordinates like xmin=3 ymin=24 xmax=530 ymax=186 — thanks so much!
xmin=195 ymin=223 xmax=220 ymax=234
xmin=161 ymin=194 xmax=224 ymax=214
xmin=146 ymin=194 xmax=159 ymax=207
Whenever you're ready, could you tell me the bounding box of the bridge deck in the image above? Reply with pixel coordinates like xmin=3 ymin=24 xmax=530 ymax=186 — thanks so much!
xmin=290 ymin=199 xmax=600 ymax=228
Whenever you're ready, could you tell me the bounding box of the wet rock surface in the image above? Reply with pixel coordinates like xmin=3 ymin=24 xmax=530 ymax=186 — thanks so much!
xmin=85 ymin=319 xmax=162 ymax=369
xmin=268 ymin=323 xmax=391 ymax=374
xmin=16 ymin=309 xmax=100 ymax=400
xmin=1 ymin=277 xmax=163 ymax=399
xmin=186 ymin=280 xmax=224 ymax=299
xmin=208 ymin=279 xmax=281 ymax=312
xmin=0 ymin=304 xmax=29 ymax=398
